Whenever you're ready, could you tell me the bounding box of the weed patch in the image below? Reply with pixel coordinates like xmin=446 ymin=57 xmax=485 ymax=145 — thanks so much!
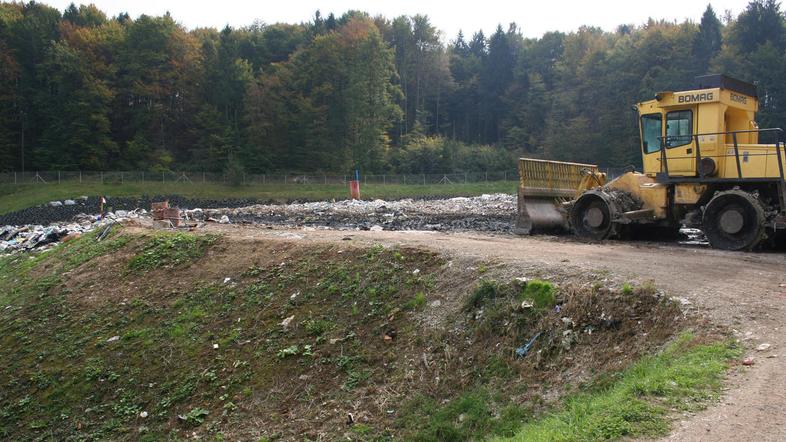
xmin=501 ymin=334 xmax=739 ymax=441
xmin=129 ymin=232 xmax=217 ymax=271
xmin=0 ymin=231 xmax=725 ymax=441
xmin=519 ymin=279 xmax=555 ymax=309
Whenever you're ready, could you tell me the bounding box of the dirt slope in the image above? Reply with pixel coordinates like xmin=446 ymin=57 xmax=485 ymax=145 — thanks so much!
xmin=203 ymin=224 xmax=786 ymax=441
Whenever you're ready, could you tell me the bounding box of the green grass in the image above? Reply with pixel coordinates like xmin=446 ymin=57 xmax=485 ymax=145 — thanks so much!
xmin=464 ymin=279 xmax=502 ymax=311
xmin=498 ymin=334 xmax=740 ymax=442
xmin=0 ymin=181 xmax=517 ymax=215
xmin=398 ymin=334 xmax=738 ymax=442
xmin=128 ymin=232 xmax=218 ymax=271
xmin=400 ymin=389 xmax=530 ymax=441
xmin=0 ymin=230 xmax=739 ymax=441
xmin=0 ymin=228 xmax=444 ymax=439
xmin=519 ymin=280 xmax=556 ymax=310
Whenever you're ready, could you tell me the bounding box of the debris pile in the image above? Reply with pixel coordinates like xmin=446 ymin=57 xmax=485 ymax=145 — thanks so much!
xmin=192 ymin=193 xmax=516 ymax=232
xmin=0 ymin=209 xmax=148 ymax=254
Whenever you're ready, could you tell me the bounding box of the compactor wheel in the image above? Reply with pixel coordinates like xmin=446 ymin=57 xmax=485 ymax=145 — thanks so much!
xmin=570 ymin=193 xmax=616 ymax=240
xmin=702 ymin=190 xmax=766 ymax=251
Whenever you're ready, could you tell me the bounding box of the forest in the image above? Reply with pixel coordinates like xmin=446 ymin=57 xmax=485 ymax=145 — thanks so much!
xmin=1 ymin=1 xmax=785 ymax=174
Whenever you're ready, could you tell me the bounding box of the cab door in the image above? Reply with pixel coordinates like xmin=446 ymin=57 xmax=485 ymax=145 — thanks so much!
xmin=640 ymin=112 xmax=664 ymax=175
xmin=663 ymin=109 xmax=696 ymax=176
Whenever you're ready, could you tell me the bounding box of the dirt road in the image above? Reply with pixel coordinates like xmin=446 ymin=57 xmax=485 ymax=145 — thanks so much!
xmin=205 ymin=224 xmax=786 ymax=441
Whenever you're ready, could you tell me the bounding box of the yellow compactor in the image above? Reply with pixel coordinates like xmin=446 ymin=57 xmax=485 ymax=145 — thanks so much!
xmin=517 ymin=74 xmax=786 ymax=250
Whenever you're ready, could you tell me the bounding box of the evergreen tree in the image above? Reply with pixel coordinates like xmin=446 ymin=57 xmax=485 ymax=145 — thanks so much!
xmin=692 ymin=4 xmax=723 ymax=72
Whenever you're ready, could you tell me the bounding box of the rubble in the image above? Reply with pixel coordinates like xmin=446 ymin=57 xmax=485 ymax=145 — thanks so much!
xmin=190 ymin=193 xmax=516 ymax=232
xmin=0 ymin=209 xmax=148 ymax=254
xmin=2 ymin=194 xmax=517 ymax=254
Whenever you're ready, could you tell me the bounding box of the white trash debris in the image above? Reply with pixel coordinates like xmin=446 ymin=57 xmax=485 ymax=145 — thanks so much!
xmin=280 ymin=315 xmax=295 ymax=329
xmin=200 ymin=193 xmax=516 ymax=231
xmin=757 ymin=343 xmax=772 ymax=351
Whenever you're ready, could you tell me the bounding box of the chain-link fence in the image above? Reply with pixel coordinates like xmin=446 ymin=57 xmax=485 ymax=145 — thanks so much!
xmin=0 ymin=168 xmax=628 ymax=186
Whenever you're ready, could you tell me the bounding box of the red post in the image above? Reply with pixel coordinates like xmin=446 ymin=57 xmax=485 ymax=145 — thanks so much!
xmin=349 ymin=180 xmax=361 ymax=199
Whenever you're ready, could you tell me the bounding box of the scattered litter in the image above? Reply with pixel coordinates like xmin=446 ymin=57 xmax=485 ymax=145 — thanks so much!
xmin=520 ymin=300 xmax=534 ymax=309
xmin=515 ymin=332 xmax=541 ymax=358
xmin=742 ymin=357 xmax=755 ymax=366
xmin=412 ymin=269 xmax=420 ymax=275
xmin=223 ymin=277 xmax=231 ymax=284
xmin=139 ymin=411 xmax=148 ymax=418
xmin=276 ymin=232 xmax=304 ymax=240
xmin=63 ymin=200 xmax=76 ymax=206
xmin=430 ymin=300 xmax=442 ymax=307
xmin=199 ymin=194 xmax=515 ymax=232
xmin=280 ymin=315 xmax=295 ymax=329
xmin=219 ymin=215 xmax=231 ymax=224
xmin=49 ymin=201 xmax=63 ymax=207
xmin=1 ymin=208 xmax=152 ymax=254
xmin=106 ymin=336 xmax=120 ymax=343
xmin=290 ymin=291 xmax=299 ymax=300
xmin=96 ymin=223 xmax=114 ymax=242
xmin=756 ymin=343 xmax=771 ymax=351
xmin=212 ymin=343 xmax=219 ymax=349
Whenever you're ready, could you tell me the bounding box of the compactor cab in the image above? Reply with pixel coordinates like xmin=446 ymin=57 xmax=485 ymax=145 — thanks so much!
xmin=517 ymin=74 xmax=786 ymax=250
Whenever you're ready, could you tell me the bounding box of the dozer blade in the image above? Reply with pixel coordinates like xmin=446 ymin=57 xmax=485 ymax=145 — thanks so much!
xmin=515 ymin=158 xmax=605 ymax=234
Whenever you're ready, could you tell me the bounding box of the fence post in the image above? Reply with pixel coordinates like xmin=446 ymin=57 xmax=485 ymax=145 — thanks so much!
xmin=464 ymin=172 xmax=467 ymax=184
xmin=120 ymin=171 xmax=123 ymax=184
xmin=422 ymin=174 xmax=426 ymax=185
xmin=383 ymin=174 xmax=386 ymax=185
xmin=162 ymin=171 xmax=164 ymax=183
xmin=100 ymin=171 xmax=103 ymax=184
xmin=141 ymin=172 xmax=144 ymax=183
xmin=242 ymin=173 xmax=246 ymax=185
xmin=504 ymin=171 xmax=507 ymax=181
xmin=283 ymin=174 xmax=287 ymax=184
xmin=203 ymin=172 xmax=205 ymax=184
xmin=262 ymin=174 xmax=266 ymax=185
xmin=14 ymin=172 xmax=17 ymax=184
xmin=485 ymin=171 xmax=488 ymax=182
xmin=324 ymin=175 xmax=327 ymax=185
xmin=79 ymin=171 xmax=82 ymax=183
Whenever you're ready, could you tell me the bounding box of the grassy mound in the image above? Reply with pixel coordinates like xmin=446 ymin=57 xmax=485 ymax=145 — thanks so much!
xmin=0 ymin=228 xmax=737 ymax=440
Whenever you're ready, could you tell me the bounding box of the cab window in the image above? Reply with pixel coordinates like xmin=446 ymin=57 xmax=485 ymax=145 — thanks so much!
xmin=666 ymin=110 xmax=693 ymax=148
xmin=640 ymin=113 xmax=662 ymax=154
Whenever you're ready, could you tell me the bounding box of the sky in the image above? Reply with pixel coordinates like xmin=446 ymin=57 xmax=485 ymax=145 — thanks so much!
xmin=45 ymin=0 xmax=754 ymax=39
